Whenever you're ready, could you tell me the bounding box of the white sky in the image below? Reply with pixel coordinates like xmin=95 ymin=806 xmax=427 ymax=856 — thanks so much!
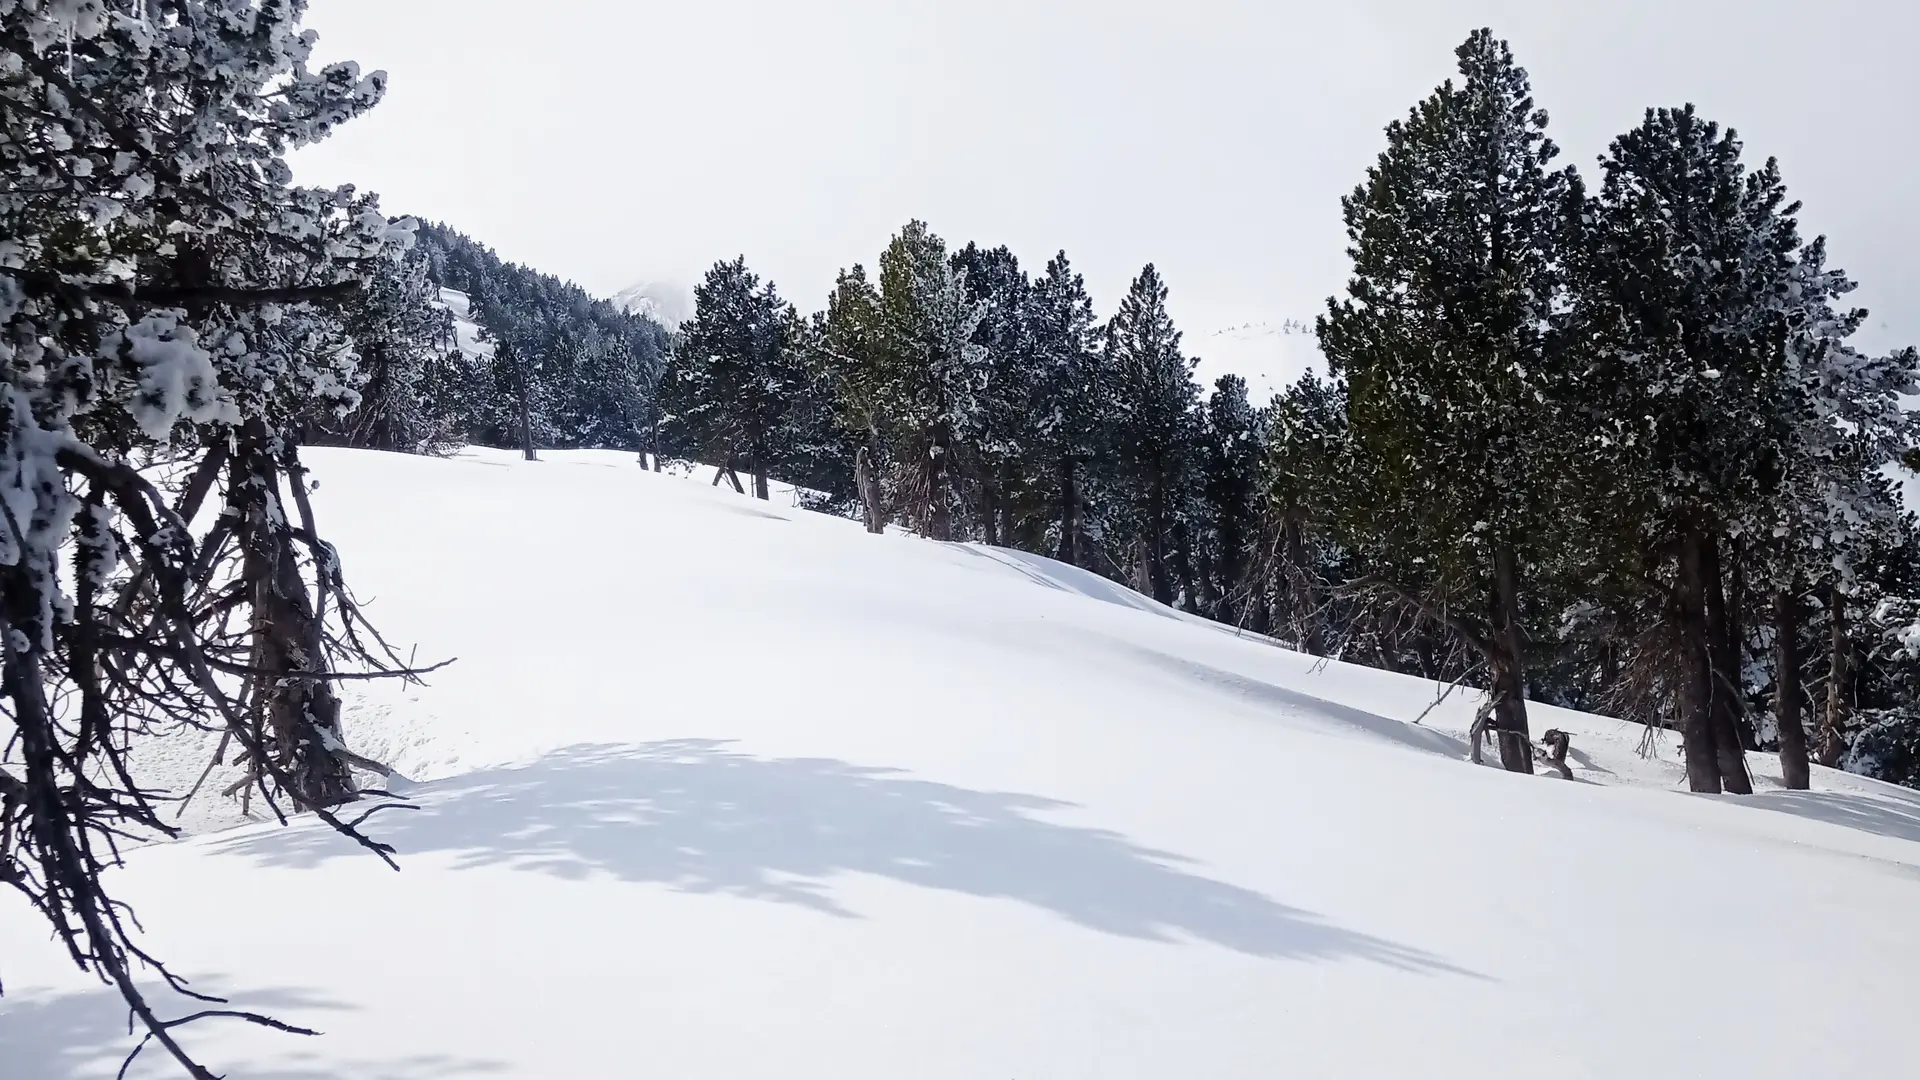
xmin=293 ymin=0 xmax=1918 ymax=355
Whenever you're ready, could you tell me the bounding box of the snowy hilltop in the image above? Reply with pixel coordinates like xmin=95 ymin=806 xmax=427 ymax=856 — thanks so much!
xmin=1190 ymin=318 xmax=1324 ymax=400
xmin=613 ymin=278 xmax=696 ymax=330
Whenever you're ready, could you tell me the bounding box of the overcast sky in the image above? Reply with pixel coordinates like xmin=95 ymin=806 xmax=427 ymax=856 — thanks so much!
xmin=293 ymin=0 xmax=1918 ymax=354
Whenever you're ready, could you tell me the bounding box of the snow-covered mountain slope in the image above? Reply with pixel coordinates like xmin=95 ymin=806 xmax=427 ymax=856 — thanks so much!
xmin=5 ymin=448 xmax=1920 ymax=1079
xmin=434 ymin=286 xmax=493 ymax=362
xmin=612 ymin=279 xmax=694 ymax=330
xmin=1191 ymin=318 xmax=1323 ymax=402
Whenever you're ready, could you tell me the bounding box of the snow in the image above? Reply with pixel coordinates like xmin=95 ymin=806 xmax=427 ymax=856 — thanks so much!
xmin=6 ymin=447 xmax=1920 ymax=1079
xmin=611 ymin=278 xmax=694 ymax=330
xmin=1190 ymin=318 xmax=1323 ymax=402
xmin=434 ymin=286 xmax=493 ymax=361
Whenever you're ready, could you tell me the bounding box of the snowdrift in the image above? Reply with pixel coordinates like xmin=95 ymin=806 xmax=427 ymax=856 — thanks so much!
xmin=4 ymin=448 xmax=1919 ymax=1079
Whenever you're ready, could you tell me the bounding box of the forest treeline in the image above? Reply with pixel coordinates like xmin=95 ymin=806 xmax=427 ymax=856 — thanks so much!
xmin=5 ymin=4 xmax=1918 ymax=1071
xmin=337 ymin=32 xmax=1920 ymax=799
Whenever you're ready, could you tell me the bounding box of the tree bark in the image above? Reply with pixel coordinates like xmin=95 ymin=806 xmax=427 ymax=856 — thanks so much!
xmin=980 ymin=475 xmax=1002 ymax=547
xmin=1283 ymin=514 xmax=1321 ymax=655
xmin=514 ymin=357 xmax=537 ymax=462
xmin=1056 ymin=459 xmax=1082 ymax=567
xmin=1675 ymin=527 xmax=1724 ymax=794
xmin=752 ymin=467 xmax=769 ymax=502
xmin=1773 ymin=584 xmax=1811 ymax=790
xmin=1488 ymin=543 xmax=1534 ymax=774
xmin=1818 ymin=584 xmax=1851 ymax=768
xmin=1171 ymin=525 xmax=1200 ymax=614
xmin=855 ymin=444 xmax=885 ymax=534
xmin=649 ymin=400 xmax=663 ymax=472
xmin=927 ymin=426 xmax=953 ymax=542
xmin=232 ymin=422 xmax=355 ymax=809
xmin=1146 ymin=478 xmax=1173 ymax=605
xmin=1702 ymin=535 xmax=1754 ymax=794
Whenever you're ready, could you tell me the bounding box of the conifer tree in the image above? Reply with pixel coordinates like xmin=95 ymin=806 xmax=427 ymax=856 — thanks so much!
xmin=875 ymin=222 xmax=988 ymax=541
xmin=805 ymin=266 xmax=891 ymax=532
xmin=1567 ymin=105 xmax=1814 ymax=793
xmin=952 ymin=243 xmax=1036 ymax=545
xmin=663 ymin=257 xmax=799 ymax=499
xmin=1258 ymin=373 xmax=1350 ymax=652
xmin=1 ymin=3 xmax=426 ymax=1071
xmin=1028 ymin=253 xmax=1107 ymax=567
xmin=1196 ymin=375 xmax=1265 ymax=623
xmin=317 ymin=246 xmax=460 ymax=453
xmin=1318 ymin=28 xmax=1579 ymax=773
xmin=1105 ymin=264 xmax=1199 ymax=604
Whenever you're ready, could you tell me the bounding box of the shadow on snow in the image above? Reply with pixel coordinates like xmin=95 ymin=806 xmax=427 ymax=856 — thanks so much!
xmin=0 ymin=980 xmax=502 ymax=1080
xmin=214 ymin=739 xmax=1477 ymax=976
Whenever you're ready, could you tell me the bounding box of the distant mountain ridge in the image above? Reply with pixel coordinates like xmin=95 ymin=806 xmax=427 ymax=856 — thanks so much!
xmin=612 ymin=280 xmax=695 ymax=330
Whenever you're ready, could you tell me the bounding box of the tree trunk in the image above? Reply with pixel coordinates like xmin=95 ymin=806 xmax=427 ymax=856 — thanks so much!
xmin=1146 ymin=479 xmax=1173 ymax=605
xmin=980 ymin=475 xmax=1002 ymax=547
xmin=752 ymin=468 xmax=769 ymax=502
xmin=1132 ymin=538 xmax=1154 ymax=596
xmin=1197 ymin=543 xmax=1222 ymax=622
xmin=1171 ymin=525 xmax=1200 ymax=614
xmin=514 ymin=359 xmax=537 ymax=462
xmin=1773 ymin=584 xmax=1811 ymax=790
xmin=997 ymin=465 xmax=1017 ymax=550
xmin=1675 ymin=527 xmax=1724 ymax=794
xmin=649 ymin=401 xmax=663 ymax=472
xmin=231 ymin=422 xmax=355 ymax=810
xmin=1056 ymin=459 xmax=1082 ymax=567
xmin=1283 ymin=514 xmax=1321 ymax=655
xmin=1818 ymin=585 xmax=1851 ymax=768
xmin=927 ymin=426 xmax=952 ymax=542
xmin=1488 ymin=543 xmax=1534 ymax=774
xmin=1702 ymin=535 xmax=1754 ymax=794
xmin=855 ymin=444 xmax=885 ymax=534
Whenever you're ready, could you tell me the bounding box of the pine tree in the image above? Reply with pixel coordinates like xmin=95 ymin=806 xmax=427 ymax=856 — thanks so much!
xmin=662 ymin=257 xmax=799 ymax=499
xmin=1760 ymin=245 xmax=1920 ymax=784
xmin=952 ymin=243 xmax=1036 ymax=545
xmin=875 ymin=221 xmax=988 ymax=541
xmin=1258 ymin=373 xmax=1349 ymax=652
xmin=317 ymin=245 xmax=461 ymax=453
xmin=1196 ymin=375 xmax=1265 ymax=623
xmin=804 ymin=265 xmax=891 ymax=532
xmin=1028 ymin=252 xmax=1107 ymax=567
xmin=1318 ymin=28 xmax=1579 ymax=773
xmin=1104 ymin=264 xmax=1199 ymax=604
xmin=1567 ymin=104 xmax=1814 ymax=794
xmin=0 ymin=4 xmax=421 ymax=1071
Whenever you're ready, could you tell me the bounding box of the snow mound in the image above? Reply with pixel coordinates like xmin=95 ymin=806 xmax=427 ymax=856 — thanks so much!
xmin=4 ymin=447 xmax=1919 ymax=1079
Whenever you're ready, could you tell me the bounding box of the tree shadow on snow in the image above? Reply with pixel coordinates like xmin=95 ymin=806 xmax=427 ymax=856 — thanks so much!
xmin=1743 ymin=787 xmax=1920 ymax=847
xmin=1097 ymin=639 xmax=1472 ymax=761
xmin=0 ymin=980 xmax=503 ymax=1080
xmin=214 ymin=740 xmax=1479 ymax=977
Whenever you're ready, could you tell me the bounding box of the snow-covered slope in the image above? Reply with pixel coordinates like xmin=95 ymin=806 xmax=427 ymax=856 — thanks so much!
xmin=1192 ymin=318 xmax=1323 ymax=402
xmin=612 ymin=279 xmax=693 ymax=330
xmin=435 ymin=286 xmax=493 ymax=362
xmin=5 ymin=448 xmax=1920 ymax=1079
